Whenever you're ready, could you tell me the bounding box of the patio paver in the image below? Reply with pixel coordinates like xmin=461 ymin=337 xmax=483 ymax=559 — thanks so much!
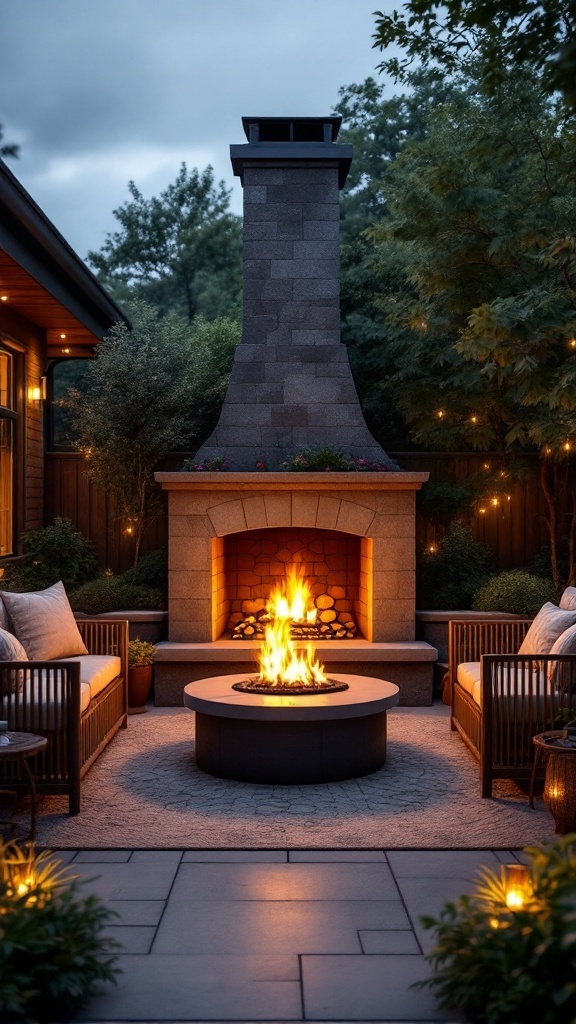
xmin=54 ymin=847 xmax=516 ymax=1022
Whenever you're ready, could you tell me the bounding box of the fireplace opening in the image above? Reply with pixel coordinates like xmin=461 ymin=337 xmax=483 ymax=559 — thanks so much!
xmin=222 ymin=527 xmax=363 ymax=641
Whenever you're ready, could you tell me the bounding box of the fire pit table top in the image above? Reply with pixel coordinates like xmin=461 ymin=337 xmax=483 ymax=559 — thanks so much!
xmin=183 ymin=674 xmax=399 ymax=722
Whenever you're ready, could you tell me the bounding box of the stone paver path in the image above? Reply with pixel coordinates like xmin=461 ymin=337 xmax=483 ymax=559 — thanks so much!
xmin=53 ymin=846 xmax=527 ymax=1023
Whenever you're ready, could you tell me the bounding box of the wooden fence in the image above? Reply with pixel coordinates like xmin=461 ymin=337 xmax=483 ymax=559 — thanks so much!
xmin=45 ymin=451 xmax=560 ymax=574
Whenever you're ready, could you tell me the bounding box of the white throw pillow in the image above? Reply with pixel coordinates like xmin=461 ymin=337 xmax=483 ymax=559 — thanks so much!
xmin=0 ymin=625 xmax=28 ymax=693
xmin=559 ymin=587 xmax=576 ymax=611
xmin=548 ymin=623 xmax=576 ymax=687
xmin=518 ymin=602 xmax=576 ymax=656
xmin=0 ymin=581 xmax=88 ymax=661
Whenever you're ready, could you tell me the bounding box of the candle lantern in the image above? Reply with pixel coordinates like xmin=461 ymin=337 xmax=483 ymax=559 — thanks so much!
xmin=533 ymin=731 xmax=576 ymax=834
xmin=503 ymin=864 xmax=531 ymax=910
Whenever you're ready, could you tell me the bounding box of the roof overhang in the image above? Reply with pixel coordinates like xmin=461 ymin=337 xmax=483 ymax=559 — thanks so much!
xmin=0 ymin=157 xmax=129 ymax=350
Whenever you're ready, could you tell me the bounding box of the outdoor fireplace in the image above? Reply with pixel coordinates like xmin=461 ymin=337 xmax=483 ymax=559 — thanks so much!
xmin=155 ymin=115 xmax=434 ymax=706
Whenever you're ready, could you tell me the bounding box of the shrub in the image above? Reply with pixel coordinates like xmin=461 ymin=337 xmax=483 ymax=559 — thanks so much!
xmin=417 ymin=480 xmax=473 ymax=527
xmin=418 ymin=834 xmax=576 ymax=1024
xmin=3 ymin=518 xmax=99 ymax=593
xmin=0 ymin=840 xmax=119 ymax=1023
xmin=473 ymin=569 xmax=556 ymax=616
xmin=69 ymin=576 xmax=164 ymax=615
xmin=417 ymin=523 xmax=492 ymax=609
xmin=279 ymin=446 xmax=392 ymax=472
xmin=128 ymin=637 xmax=156 ymax=666
xmin=122 ymin=548 xmax=167 ymax=593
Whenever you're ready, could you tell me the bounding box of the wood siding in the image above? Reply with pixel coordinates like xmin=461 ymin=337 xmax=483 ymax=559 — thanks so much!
xmin=44 ymin=450 xmax=562 ymax=574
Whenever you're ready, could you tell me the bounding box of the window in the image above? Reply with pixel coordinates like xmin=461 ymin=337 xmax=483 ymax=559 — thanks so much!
xmin=0 ymin=347 xmax=16 ymax=556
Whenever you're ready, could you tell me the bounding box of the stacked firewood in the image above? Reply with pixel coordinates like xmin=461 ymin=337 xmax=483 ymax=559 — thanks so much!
xmin=230 ymin=594 xmax=358 ymax=640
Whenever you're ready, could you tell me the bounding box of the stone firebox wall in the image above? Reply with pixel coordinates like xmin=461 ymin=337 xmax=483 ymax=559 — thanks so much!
xmin=156 ymin=473 xmax=427 ymax=646
xmin=224 ymin=527 xmax=361 ymax=632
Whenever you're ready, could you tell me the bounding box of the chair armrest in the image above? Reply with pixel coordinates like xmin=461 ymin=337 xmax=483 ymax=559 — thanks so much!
xmin=76 ymin=619 xmax=129 ymax=679
xmin=0 ymin=659 xmax=83 ymax=732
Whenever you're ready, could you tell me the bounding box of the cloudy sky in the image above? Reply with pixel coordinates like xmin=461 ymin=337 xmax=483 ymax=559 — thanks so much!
xmin=1 ymin=0 xmax=396 ymax=261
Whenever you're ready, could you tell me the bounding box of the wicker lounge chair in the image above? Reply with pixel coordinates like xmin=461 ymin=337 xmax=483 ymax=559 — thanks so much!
xmin=449 ymin=617 xmax=576 ymax=796
xmin=0 ymin=618 xmax=128 ymax=815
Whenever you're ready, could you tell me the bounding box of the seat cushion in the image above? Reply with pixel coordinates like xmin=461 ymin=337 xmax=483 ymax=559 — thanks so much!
xmin=457 ymin=661 xmax=549 ymax=707
xmin=0 ymin=581 xmax=88 ymax=661
xmin=517 ymin=602 xmax=576 ymax=655
xmin=0 ymin=655 xmax=121 ymax=729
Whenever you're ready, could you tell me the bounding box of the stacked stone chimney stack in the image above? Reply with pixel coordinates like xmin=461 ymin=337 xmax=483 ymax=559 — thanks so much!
xmin=194 ymin=115 xmax=394 ymax=470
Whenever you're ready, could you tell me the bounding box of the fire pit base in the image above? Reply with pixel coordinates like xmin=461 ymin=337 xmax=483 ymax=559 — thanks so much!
xmin=183 ymin=673 xmax=399 ymax=784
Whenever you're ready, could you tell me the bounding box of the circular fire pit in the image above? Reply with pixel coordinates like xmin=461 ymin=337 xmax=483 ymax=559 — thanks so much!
xmin=183 ymin=673 xmax=399 ymax=784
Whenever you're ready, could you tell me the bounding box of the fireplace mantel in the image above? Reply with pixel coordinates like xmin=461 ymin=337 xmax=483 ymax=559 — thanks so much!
xmin=156 ymin=472 xmax=428 ymax=491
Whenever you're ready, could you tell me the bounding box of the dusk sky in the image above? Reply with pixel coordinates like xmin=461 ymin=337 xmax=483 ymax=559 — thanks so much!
xmin=1 ymin=0 xmax=396 ymax=262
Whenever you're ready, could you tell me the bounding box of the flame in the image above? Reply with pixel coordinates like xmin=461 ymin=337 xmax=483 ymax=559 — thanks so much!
xmin=257 ymin=567 xmax=326 ymax=687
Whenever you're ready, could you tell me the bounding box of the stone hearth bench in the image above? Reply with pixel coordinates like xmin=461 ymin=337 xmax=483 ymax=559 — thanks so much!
xmin=154 ymin=639 xmax=437 ymax=706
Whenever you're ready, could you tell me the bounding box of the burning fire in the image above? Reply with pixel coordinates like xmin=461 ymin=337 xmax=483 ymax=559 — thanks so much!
xmin=257 ymin=568 xmax=327 ymax=688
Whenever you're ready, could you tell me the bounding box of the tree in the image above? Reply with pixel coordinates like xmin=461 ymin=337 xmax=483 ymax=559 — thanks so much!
xmin=88 ymin=164 xmax=242 ymax=321
xmin=65 ymin=302 xmax=239 ymax=564
xmin=0 ymin=123 xmax=19 ymax=159
xmin=373 ymin=1 xmax=576 ymax=107
xmin=335 ymin=71 xmax=459 ymax=446
xmin=365 ymin=69 xmax=576 ymax=583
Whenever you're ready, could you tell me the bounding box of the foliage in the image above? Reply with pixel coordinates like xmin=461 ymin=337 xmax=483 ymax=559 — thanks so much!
xmin=335 ymin=72 xmax=459 ymax=447
xmin=0 ymin=839 xmax=119 ymax=1023
xmin=128 ymin=637 xmax=156 ymax=667
xmin=358 ymin=67 xmax=576 ymax=586
xmin=418 ymin=834 xmax=576 ymax=1024
xmin=279 ymin=447 xmax=391 ymax=472
xmin=417 ymin=523 xmax=492 ymax=609
xmin=0 ymin=123 xmax=19 ymax=159
xmin=180 ymin=455 xmax=228 ymax=471
xmin=472 ymin=569 xmax=556 ymax=616
xmin=2 ymin=518 xmax=99 ymax=593
xmin=417 ymin=480 xmax=474 ymax=528
xmin=373 ymin=1 xmax=576 ymax=107
xmin=69 ymin=577 xmax=164 ymax=615
xmin=88 ymin=162 xmax=242 ymax=320
xmin=122 ymin=548 xmax=167 ymax=593
xmin=530 ymin=539 xmax=571 ymax=585
xmin=65 ymin=302 xmax=238 ymax=564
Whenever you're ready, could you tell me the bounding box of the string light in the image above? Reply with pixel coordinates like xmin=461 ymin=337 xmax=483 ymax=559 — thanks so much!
xmin=564 ymin=441 xmax=572 ymax=452
xmin=470 ymin=415 xmax=478 ymax=424
xmin=491 ymin=497 xmax=500 ymax=507
xmin=483 ymin=462 xmax=491 ymax=471
xmin=427 ymin=543 xmax=437 ymax=554
xmin=436 ymin=409 xmax=445 ymax=419
xmin=479 ymin=507 xmax=486 ymax=514
xmin=569 ymin=338 xmax=576 ymax=349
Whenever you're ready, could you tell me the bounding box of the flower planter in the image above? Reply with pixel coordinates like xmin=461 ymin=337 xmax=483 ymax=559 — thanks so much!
xmin=128 ymin=665 xmax=154 ymax=713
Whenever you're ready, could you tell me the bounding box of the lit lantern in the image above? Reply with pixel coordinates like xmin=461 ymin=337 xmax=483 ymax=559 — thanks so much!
xmin=504 ymin=864 xmax=531 ymax=910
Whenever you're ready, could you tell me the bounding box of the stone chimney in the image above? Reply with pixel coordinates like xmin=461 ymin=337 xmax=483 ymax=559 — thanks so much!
xmin=194 ymin=116 xmax=394 ymax=471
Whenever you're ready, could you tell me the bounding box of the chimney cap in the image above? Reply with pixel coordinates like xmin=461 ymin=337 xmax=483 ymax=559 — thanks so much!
xmin=241 ymin=116 xmax=342 ymax=144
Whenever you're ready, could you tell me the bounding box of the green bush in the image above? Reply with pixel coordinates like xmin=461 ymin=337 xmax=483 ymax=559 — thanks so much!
xmin=279 ymin=446 xmax=392 ymax=472
xmin=128 ymin=637 xmax=157 ymax=666
xmin=473 ymin=569 xmax=556 ymax=616
xmin=0 ymin=840 xmax=119 ymax=1022
xmin=122 ymin=548 xmax=167 ymax=593
xmin=418 ymin=834 xmax=576 ymax=1024
xmin=69 ymin=576 xmax=164 ymax=615
xmin=3 ymin=518 xmax=99 ymax=593
xmin=417 ymin=480 xmax=474 ymax=527
xmin=417 ymin=523 xmax=492 ymax=609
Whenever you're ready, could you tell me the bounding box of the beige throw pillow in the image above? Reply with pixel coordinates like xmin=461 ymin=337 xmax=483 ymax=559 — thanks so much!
xmin=0 ymin=581 xmax=88 ymax=661
xmin=0 ymin=626 xmax=28 ymax=693
xmin=559 ymin=587 xmax=576 ymax=611
xmin=518 ymin=602 xmax=576 ymax=656
xmin=548 ymin=623 xmax=576 ymax=690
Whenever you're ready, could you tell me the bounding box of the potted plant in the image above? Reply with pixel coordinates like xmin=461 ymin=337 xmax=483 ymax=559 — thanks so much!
xmin=127 ymin=637 xmax=156 ymax=713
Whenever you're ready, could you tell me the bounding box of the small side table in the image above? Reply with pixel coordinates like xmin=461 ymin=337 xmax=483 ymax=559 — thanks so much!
xmin=0 ymin=732 xmax=48 ymax=840
xmin=530 ymin=731 xmax=576 ymax=834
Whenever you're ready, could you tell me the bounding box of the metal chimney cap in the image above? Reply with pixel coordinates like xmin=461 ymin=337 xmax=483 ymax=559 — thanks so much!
xmin=241 ymin=116 xmax=342 ymax=144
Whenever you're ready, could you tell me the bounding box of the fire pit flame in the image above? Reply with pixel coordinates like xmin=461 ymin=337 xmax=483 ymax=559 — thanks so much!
xmin=232 ymin=568 xmax=349 ymax=695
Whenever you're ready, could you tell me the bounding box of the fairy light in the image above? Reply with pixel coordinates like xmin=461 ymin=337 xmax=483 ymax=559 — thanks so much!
xmin=470 ymin=415 xmax=478 ymax=424
xmin=563 ymin=441 xmax=572 ymax=452
xmin=436 ymin=409 xmax=445 ymax=419
xmin=491 ymin=497 xmax=500 ymax=507
xmin=479 ymin=507 xmax=486 ymax=514
xmin=569 ymin=338 xmax=576 ymax=349
xmin=483 ymin=462 xmax=490 ymax=471
xmin=427 ymin=543 xmax=437 ymax=554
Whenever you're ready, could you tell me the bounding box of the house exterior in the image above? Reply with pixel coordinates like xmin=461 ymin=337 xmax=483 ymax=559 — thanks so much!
xmin=0 ymin=156 xmax=127 ymax=560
